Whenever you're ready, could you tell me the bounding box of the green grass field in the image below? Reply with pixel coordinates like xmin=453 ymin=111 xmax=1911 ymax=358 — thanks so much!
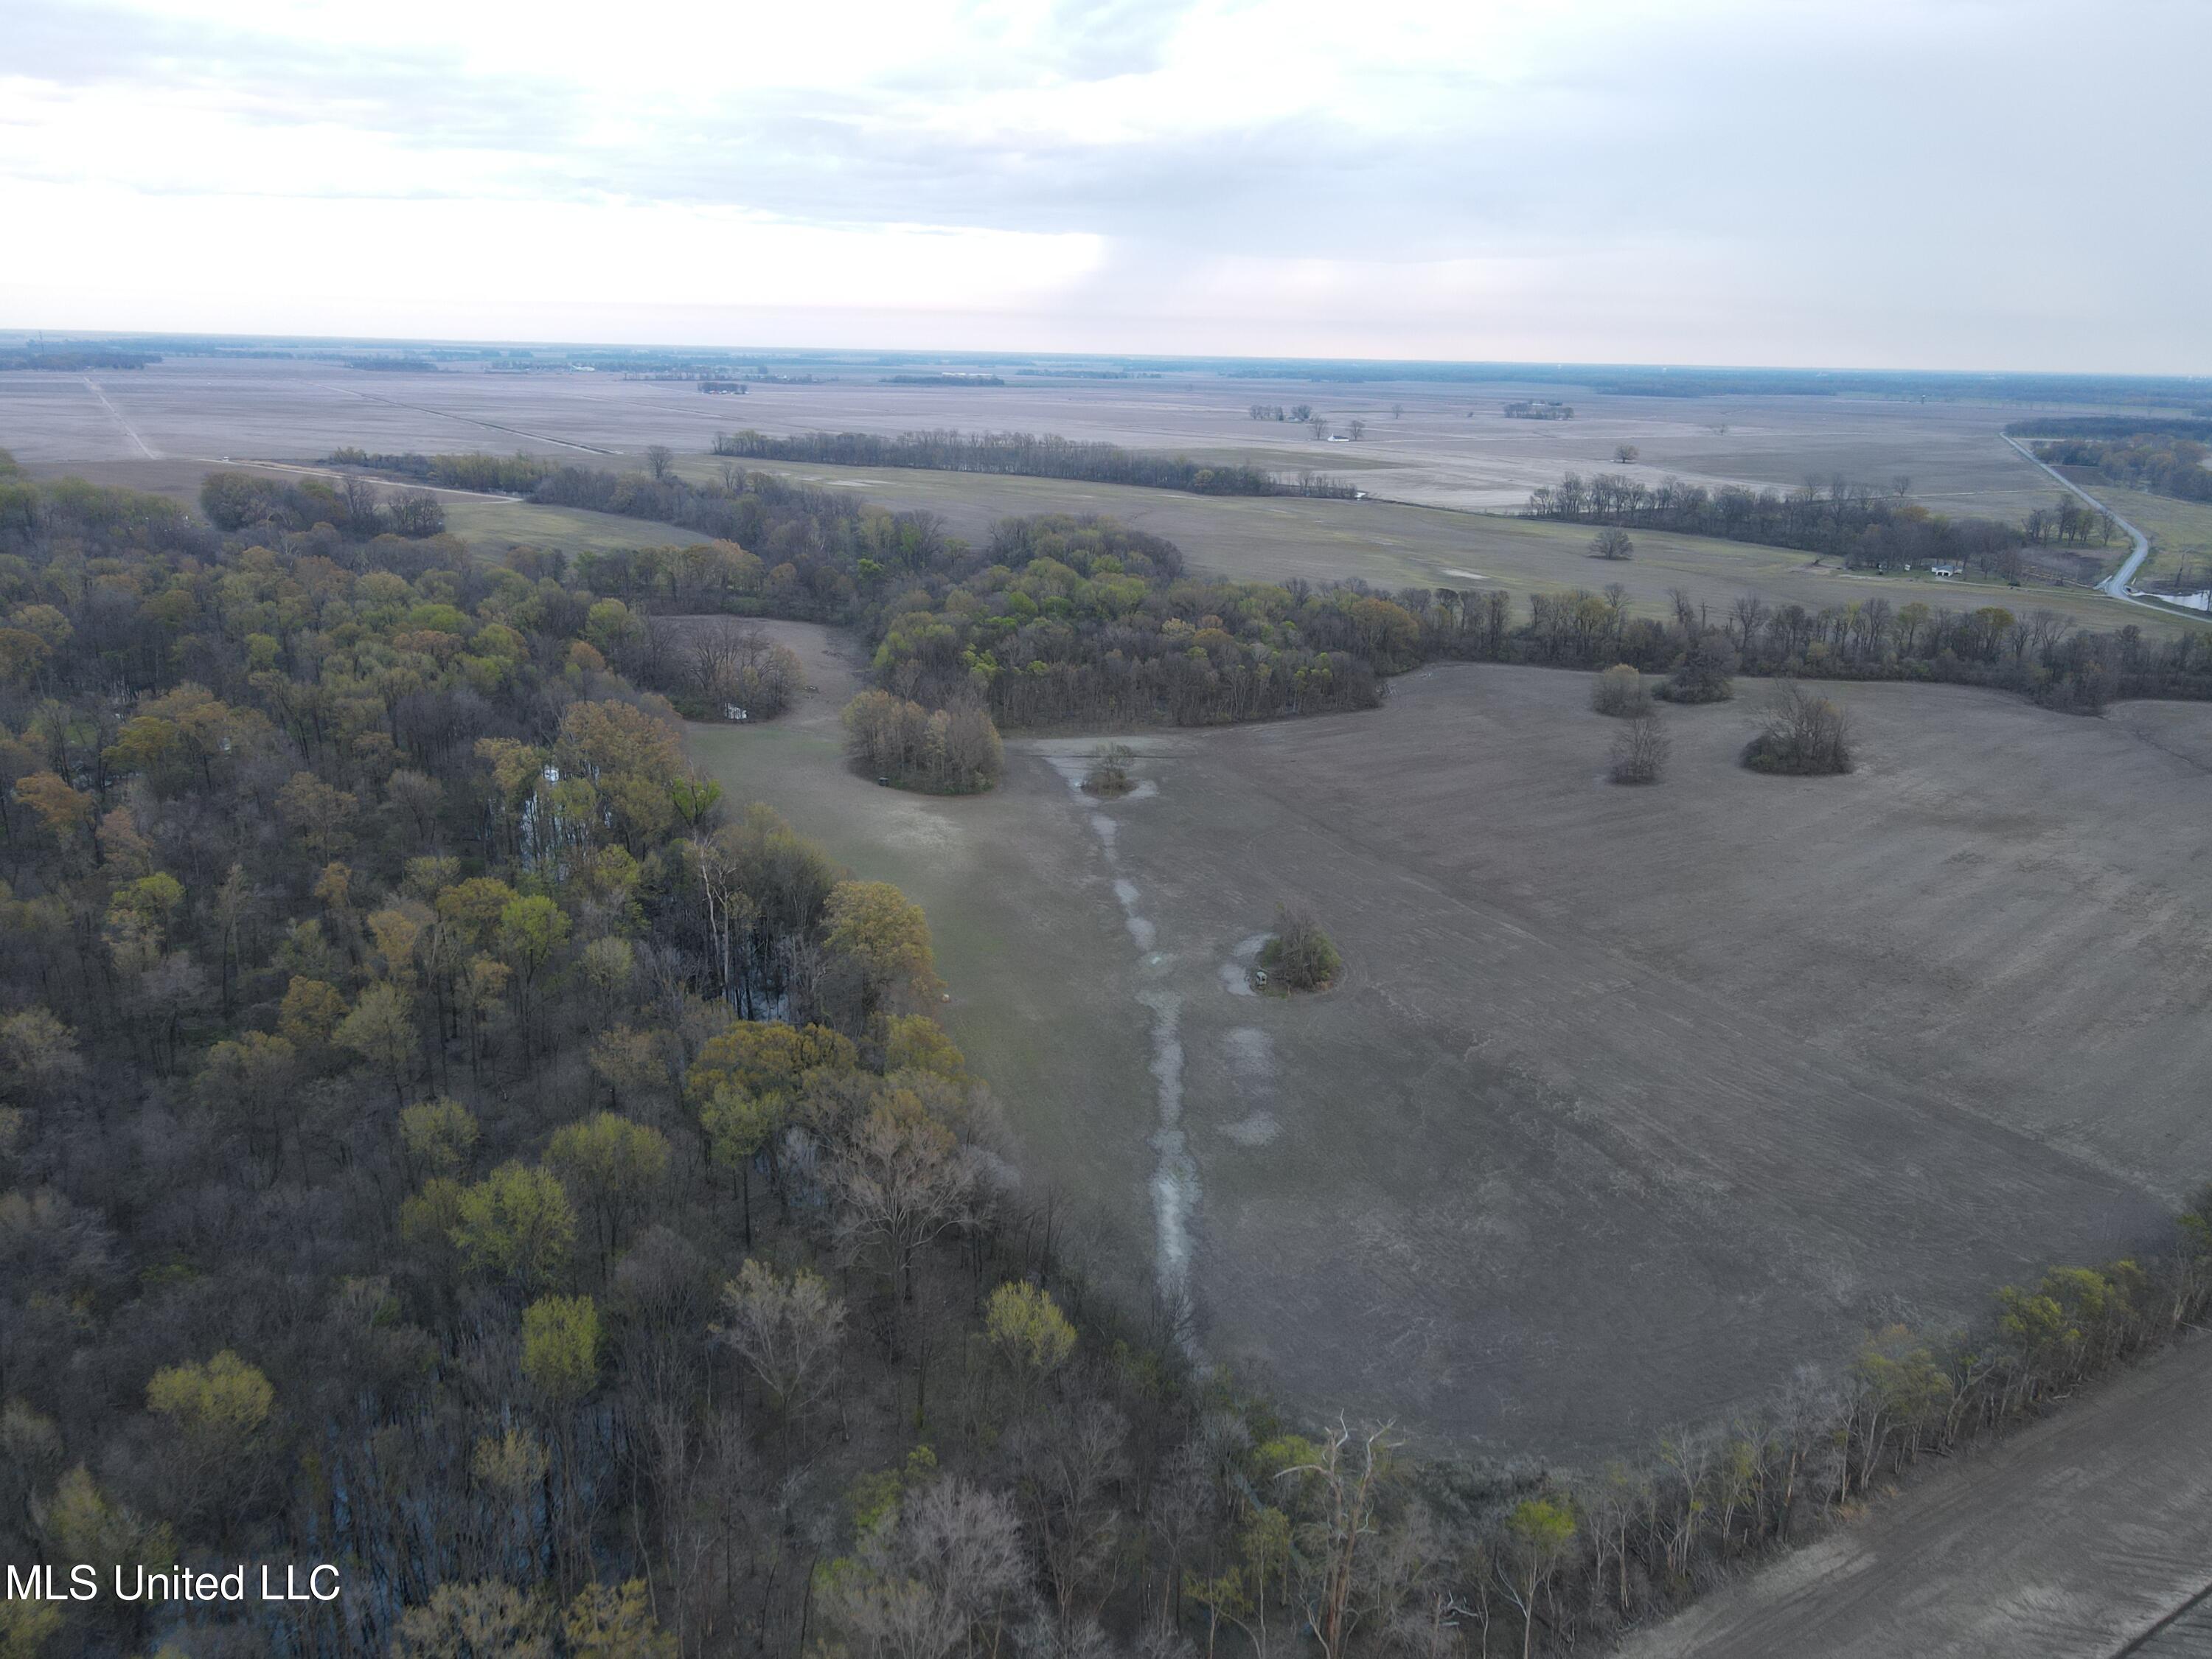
xmin=2068 ymin=479 xmax=2212 ymax=590
xmin=438 ymin=495 xmax=712 ymax=555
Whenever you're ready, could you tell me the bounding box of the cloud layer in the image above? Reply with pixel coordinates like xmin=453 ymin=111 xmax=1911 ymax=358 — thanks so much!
xmin=2 ymin=0 xmax=2206 ymax=369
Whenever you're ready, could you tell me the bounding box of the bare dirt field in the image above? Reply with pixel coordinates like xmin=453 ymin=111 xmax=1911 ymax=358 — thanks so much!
xmin=688 ymin=632 xmax=2212 ymax=1454
xmin=0 ymin=355 xmax=2102 ymax=518
xmin=1618 ymin=1332 xmax=2212 ymax=1659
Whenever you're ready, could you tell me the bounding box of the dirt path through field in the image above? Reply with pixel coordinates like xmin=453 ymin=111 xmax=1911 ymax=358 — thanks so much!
xmin=316 ymin=381 xmax=616 ymax=454
xmin=1618 ymin=1334 xmax=2212 ymax=1659
xmin=81 ymin=377 xmax=157 ymax=458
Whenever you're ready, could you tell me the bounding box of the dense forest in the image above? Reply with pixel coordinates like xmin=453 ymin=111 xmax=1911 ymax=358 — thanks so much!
xmin=708 ymin=429 xmax=1358 ymax=500
xmin=2026 ymin=431 xmax=2212 ymax=504
xmin=7 ymin=446 xmax=2212 ymax=1658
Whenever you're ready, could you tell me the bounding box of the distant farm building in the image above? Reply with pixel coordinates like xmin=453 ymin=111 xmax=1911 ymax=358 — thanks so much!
xmin=1927 ymin=561 xmax=1964 ymax=577
xmin=1503 ymin=400 xmax=1574 ymax=420
xmin=723 ymin=704 xmax=751 ymax=721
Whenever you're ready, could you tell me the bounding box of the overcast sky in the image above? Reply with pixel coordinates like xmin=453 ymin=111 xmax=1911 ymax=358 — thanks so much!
xmin=3 ymin=0 xmax=2206 ymax=372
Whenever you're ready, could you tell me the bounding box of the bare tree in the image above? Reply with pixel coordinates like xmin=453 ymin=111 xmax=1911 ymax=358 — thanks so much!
xmin=645 ymin=444 xmax=675 ymax=481
xmin=826 ymin=1093 xmax=976 ymax=1301
xmin=1613 ymin=445 xmax=1640 ymax=465
xmin=1009 ymin=1400 xmax=1130 ymax=1638
xmin=719 ymin=1259 xmax=846 ymax=1429
xmin=1610 ymin=710 xmax=1668 ymax=784
xmin=1349 ymin=419 xmax=1367 ymax=441
xmin=1590 ymin=527 xmax=1634 ymax=560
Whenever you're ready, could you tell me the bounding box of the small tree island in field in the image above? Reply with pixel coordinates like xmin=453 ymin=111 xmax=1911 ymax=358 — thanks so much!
xmin=1742 ymin=682 xmax=1854 ymax=775
xmin=1258 ymin=907 xmax=1343 ymax=992
xmin=1082 ymin=742 xmax=1137 ymax=797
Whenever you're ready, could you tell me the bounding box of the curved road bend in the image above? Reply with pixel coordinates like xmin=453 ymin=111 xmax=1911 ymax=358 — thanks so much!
xmin=2003 ymin=433 xmax=2154 ymax=601
xmin=1616 ymin=1335 xmax=2212 ymax=1659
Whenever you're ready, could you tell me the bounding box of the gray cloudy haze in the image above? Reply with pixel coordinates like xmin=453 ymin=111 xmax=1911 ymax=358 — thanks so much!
xmin=2 ymin=0 xmax=2206 ymax=370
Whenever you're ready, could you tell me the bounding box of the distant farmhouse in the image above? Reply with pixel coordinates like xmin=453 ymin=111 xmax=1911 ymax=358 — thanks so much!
xmin=1503 ymin=400 xmax=1574 ymax=420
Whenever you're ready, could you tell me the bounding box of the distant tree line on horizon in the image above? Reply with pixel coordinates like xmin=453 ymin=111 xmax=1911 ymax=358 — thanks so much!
xmin=0 ymin=347 xmax=159 ymax=372
xmin=709 ymin=427 xmax=1359 ymax=498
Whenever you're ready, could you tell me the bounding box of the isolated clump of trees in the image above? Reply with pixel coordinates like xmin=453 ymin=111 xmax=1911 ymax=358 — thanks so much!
xmin=1259 ymin=907 xmax=1342 ymax=992
xmin=1589 ymin=664 xmax=1650 ymax=717
xmin=1590 ymin=526 xmax=1634 ymax=560
xmin=1082 ymin=742 xmax=1137 ymax=796
xmin=648 ymin=616 xmax=803 ymax=720
xmin=842 ymin=689 xmax=1004 ymax=793
xmin=1742 ymin=682 xmax=1856 ymax=775
xmin=1610 ymin=711 xmax=1669 ymax=785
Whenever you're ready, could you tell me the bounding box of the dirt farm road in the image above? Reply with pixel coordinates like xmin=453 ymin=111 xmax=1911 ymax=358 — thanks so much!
xmin=1619 ymin=1334 xmax=2212 ymax=1659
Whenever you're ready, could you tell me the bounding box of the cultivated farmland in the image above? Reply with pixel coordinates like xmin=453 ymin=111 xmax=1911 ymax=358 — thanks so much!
xmin=689 ymin=629 xmax=2212 ymax=1450
xmin=7 ymin=354 xmax=2194 ymax=633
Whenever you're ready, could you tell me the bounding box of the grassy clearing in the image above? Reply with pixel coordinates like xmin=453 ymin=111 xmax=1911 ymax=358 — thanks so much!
xmin=438 ymin=495 xmax=711 ymax=554
xmin=2065 ymin=477 xmax=2212 ymax=588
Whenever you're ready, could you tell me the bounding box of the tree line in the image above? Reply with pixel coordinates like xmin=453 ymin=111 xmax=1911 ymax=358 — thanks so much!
xmin=474 ymin=453 xmax=2212 ymax=723
xmin=327 ymin=449 xmax=563 ymax=495
xmin=2027 ymin=430 xmax=2212 ymax=505
xmin=1526 ymin=471 xmax=2045 ymax=576
xmin=709 ymin=428 xmax=1359 ymax=499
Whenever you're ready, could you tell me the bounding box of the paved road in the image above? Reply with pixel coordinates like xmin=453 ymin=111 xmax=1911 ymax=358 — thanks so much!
xmin=2003 ymin=433 xmax=2157 ymax=602
xmin=1618 ymin=1335 xmax=2212 ymax=1659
